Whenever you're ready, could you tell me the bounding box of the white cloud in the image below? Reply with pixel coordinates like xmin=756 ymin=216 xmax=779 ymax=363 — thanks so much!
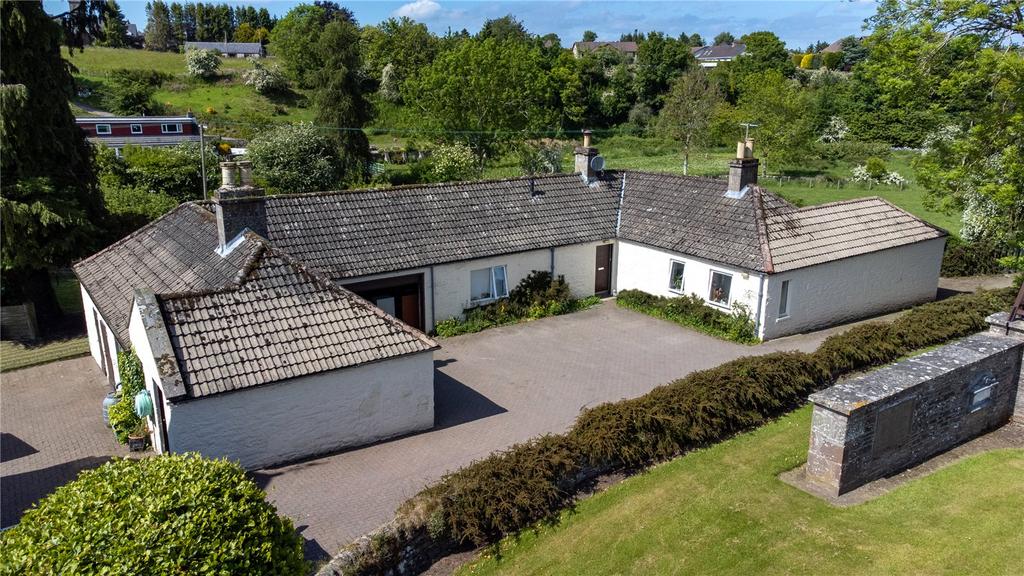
xmin=394 ymin=0 xmax=442 ymax=20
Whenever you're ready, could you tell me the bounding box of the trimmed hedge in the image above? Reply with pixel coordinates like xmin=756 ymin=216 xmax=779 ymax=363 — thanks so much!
xmin=399 ymin=287 xmax=1015 ymax=549
xmin=1 ymin=453 xmax=307 ymax=574
xmin=435 ymin=271 xmax=601 ymax=337
xmin=616 ymin=289 xmax=759 ymax=344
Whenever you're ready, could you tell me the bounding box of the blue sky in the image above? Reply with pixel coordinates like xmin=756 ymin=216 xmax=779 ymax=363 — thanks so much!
xmin=47 ymin=1 xmax=877 ymax=50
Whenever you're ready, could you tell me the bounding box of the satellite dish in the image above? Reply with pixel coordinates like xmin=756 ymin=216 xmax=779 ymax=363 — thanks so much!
xmin=590 ymin=155 xmax=606 ymax=171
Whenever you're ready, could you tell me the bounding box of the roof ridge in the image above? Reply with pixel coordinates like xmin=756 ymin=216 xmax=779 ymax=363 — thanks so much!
xmin=73 ymin=203 xmax=211 ymax=271
xmin=263 ymin=171 xmax=598 ymax=201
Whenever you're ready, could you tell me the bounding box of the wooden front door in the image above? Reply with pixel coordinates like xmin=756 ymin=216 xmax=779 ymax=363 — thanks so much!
xmin=345 ymin=273 xmax=425 ymax=331
xmin=595 ymin=244 xmax=613 ymax=295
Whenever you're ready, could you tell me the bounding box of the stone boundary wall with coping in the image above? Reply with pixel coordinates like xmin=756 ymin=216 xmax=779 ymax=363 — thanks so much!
xmin=987 ymin=311 xmax=1024 ymax=422
xmin=806 ymin=331 xmax=1022 ymax=496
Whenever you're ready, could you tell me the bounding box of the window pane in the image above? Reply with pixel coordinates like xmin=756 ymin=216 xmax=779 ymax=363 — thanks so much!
xmin=669 ymin=262 xmax=685 ymax=292
xmin=779 ymin=280 xmax=790 ymax=316
xmin=470 ymin=268 xmax=492 ymax=300
xmin=131 ymin=124 xmax=142 ymax=134
xmin=970 ymin=385 xmax=993 ymax=411
xmin=493 ymin=266 xmax=508 ymax=297
xmin=96 ymin=124 xmax=111 ymax=134
xmin=710 ymin=272 xmax=732 ymax=305
xmin=375 ymin=296 xmax=396 ymax=316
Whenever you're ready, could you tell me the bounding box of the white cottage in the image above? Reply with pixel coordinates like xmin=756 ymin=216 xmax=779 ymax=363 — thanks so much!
xmin=75 ymin=142 xmax=946 ymax=467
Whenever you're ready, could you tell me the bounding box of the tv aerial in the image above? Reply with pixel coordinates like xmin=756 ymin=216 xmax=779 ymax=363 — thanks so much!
xmin=739 ymin=122 xmax=759 ymax=140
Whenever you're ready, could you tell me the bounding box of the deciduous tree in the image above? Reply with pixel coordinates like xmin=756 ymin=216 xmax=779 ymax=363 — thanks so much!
xmin=657 ymin=68 xmax=721 ymax=175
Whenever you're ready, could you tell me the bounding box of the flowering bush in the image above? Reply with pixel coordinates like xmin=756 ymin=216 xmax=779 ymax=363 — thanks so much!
xmin=851 ymin=165 xmax=873 ymax=183
xmin=185 ymin=48 xmax=221 ymax=78
xmin=247 ymin=123 xmax=343 ymax=193
xmin=242 ymin=58 xmax=289 ymax=94
xmin=819 ymin=116 xmax=849 ymax=144
xmin=432 ymin=142 xmax=476 ymax=182
xmin=883 ymin=171 xmax=907 ymax=186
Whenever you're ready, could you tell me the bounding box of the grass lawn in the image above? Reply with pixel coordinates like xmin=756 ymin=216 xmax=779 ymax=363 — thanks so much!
xmin=0 ymin=338 xmax=90 ymax=373
xmin=461 ymin=406 xmax=1024 ymax=576
xmin=64 ymin=46 xmax=253 ymax=76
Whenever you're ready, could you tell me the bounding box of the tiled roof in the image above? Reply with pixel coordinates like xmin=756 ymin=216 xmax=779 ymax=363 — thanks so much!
xmin=765 ymin=197 xmax=947 ymax=272
xmin=692 ymin=43 xmax=746 ymax=60
xmin=617 ymin=174 xmax=794 ymax=272
xmin=184 ymin=41 xmax=263 ymax=54
xmin=73 ymin=203 xmax=258 ymax=346
xmin=573 ymin=41 xmax=639 ymax=52
xmin=261 ymin=173 xmax=622 ymax=278
xmin=157 ymin=242 xmax=437 ymax=398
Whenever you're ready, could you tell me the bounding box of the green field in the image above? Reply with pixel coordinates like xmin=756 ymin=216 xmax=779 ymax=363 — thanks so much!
xmin=66 ymin=46 xmax=312 ymax=134
xmin=461 ymin=406 xmax=1024 ymax=576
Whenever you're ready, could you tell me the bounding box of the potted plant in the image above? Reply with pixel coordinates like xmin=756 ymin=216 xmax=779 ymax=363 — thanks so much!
xmin=127 ymin=421 xmax=149 ymax=452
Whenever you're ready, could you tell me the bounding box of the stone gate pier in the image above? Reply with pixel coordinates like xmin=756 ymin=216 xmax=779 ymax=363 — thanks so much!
xmin=805 ymin=331 xmax=1023 ymax=496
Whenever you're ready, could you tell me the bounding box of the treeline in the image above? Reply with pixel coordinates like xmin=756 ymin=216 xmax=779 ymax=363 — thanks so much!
xmin=144 ymin=0 xmax=277 ymax=50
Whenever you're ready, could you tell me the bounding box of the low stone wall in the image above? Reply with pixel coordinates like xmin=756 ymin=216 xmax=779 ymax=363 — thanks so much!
xmin=987 ymin=311 xmax=1024 ymax=422
xmin=317 ymin=519 xmax=456 ymax=576
xmin=806 ymin=332 xmax=1022 ymax=496
xmin=0 ymin=302 xmax=38 ymax=342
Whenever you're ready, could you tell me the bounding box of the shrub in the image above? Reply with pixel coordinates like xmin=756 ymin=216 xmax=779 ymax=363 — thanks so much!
xmin=106 ymin=69 xmax=167 ymax=115
xmin=822 ymin=50 xmax=843 ymax=70
xmin=185 ymin=48 xmax=221 ymax=78
xmin=431 ymin=435 xmax=581 ymax=545
xmin=435 ymin=271 xmax=599 ymax=337
xmin=0 ymin=453 xmax=306 ymax=574
xmin=432 ymin=142 xmax=476 ymax=182
xmin=865 ymin=156 xmax=888 ymax=180
xmin=941 ymin=236 xmax=1008 ymax=277
xmin=247 ymin=122 xmax=343 ymax=193
xmin=616 ymin=289 xmax=758 ymax=344
xmin=242 ymin=58 xmax=289 ymax=94
xmin=108 ymin=350 xmax=144 ymax=444
xmin=799 ymin=53 xmax=814 ymax=69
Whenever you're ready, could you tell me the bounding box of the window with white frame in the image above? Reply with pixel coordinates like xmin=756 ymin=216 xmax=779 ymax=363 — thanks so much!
xmin=470 ymin=266 xmax=508 ymax=302
xmin=95 ymin=124 xmax=112 ymax=135
xmin=778 ymin=280 xmax=790 ymax=317
xmin=130 ymin=123 xmax=143 ymax=134
xmin=708 ymin=271 xmax=732 ymax=306
xmin=668 ymin=261 xmax=685 ymax=293
xmin=161 ymin=123 xmax=182 ymax=134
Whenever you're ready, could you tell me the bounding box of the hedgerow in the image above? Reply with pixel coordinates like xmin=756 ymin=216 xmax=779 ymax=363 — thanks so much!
xmin=616 ymin=289 xmax=759 ymax=344
xmin=398 ymin=287 xmax=1014 ymax=551
xmin=0 ymin=454 xmax=307 ymax=575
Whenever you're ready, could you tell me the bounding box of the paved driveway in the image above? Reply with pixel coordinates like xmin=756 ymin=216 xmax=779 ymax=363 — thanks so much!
xmin=0 ymin=301 xmax=881 ymax=557
xmin=257 ymin=301 xmax=840 ymax=559
xmin=0 ymin=357 xmax=126 ymax=528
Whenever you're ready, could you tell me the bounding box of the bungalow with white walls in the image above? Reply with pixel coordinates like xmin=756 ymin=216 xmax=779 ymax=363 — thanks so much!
xmin=75 ymin=138 xmax=945 ymax=467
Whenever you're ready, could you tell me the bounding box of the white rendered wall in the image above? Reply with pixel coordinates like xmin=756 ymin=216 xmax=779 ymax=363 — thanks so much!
xmin=761 ymin=238 xmax=945 ymax=339
xmin=81 ymin=286 xmax=121 ymax=385
xmin=165 ymin=352 xmax=435 ymax=469
xmin=127 ymin=302 xmax=172 ymax=454
xmin=615 ymin=239 xmax=764 ymax=316
xmin=346 ymin=241 xmax=613 ymax=329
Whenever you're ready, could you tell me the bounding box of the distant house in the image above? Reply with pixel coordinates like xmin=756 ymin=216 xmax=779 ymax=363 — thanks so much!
xmin=183 ymin=41 xmax=264 ymax=58
xmin=76 ymin=115 xmax=201 ymax=154
xmin=691 ymin=42 xmax=747 ymax=67
xmin=821 ymin=38 xmax=845 ymax=53
xmin=571 ymin=41 xmax=639 ymax=62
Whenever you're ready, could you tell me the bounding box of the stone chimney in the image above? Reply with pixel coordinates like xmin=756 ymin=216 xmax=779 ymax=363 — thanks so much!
xmin=214 ymin=160 xmax=267 ymax=250
xmin=726 ymin=138 xmax=759 ymax=197
xmin=574 ymin=129 xmax=600 ymax=184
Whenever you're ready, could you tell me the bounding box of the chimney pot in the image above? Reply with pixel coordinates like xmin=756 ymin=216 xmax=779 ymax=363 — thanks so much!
xmin=574 ymin=130 xmax=600 ymax=184
xmin=727 ymin=139 xmax=758 ymax=196
xmin=582 ymin=129 xmax=592 ymax=148
xmin=220 ymin=161 xmax=238 ymax=188
xmin=237 ymin=160 xmax=254 ymax=186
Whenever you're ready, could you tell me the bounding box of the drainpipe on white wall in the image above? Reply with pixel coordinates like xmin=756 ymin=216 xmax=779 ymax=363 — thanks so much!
xmin=549 ymin=247 xmax=555 ymax=275
xmin=429 ymin=266 xmax=436 ymax=331
xmin=754 ymin=272 xmax=766 ymax=339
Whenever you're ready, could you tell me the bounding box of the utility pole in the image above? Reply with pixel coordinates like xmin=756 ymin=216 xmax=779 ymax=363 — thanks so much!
xmin=199 ymin=123 xmax=208 ymax=200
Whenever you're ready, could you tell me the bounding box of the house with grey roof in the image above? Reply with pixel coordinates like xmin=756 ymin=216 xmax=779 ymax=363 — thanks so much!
xmin=75 ymin=138 xmax=946 ymax=468
xmin=183 ymin=41 xmax=264 ymax=57
xmin=691 ymin=42 xmax=747 ymax=67
xmin=571 ymin=41 xmax=639 ymax=62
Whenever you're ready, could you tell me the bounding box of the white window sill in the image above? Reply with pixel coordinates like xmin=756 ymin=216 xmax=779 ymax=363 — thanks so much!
xmin=776 ymin=315 xmax=790 ymax=322
xmin=668 ymin=288 xmax=685 ymax=295
xmin=707 ymin=300 xmax=731 ymax=310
